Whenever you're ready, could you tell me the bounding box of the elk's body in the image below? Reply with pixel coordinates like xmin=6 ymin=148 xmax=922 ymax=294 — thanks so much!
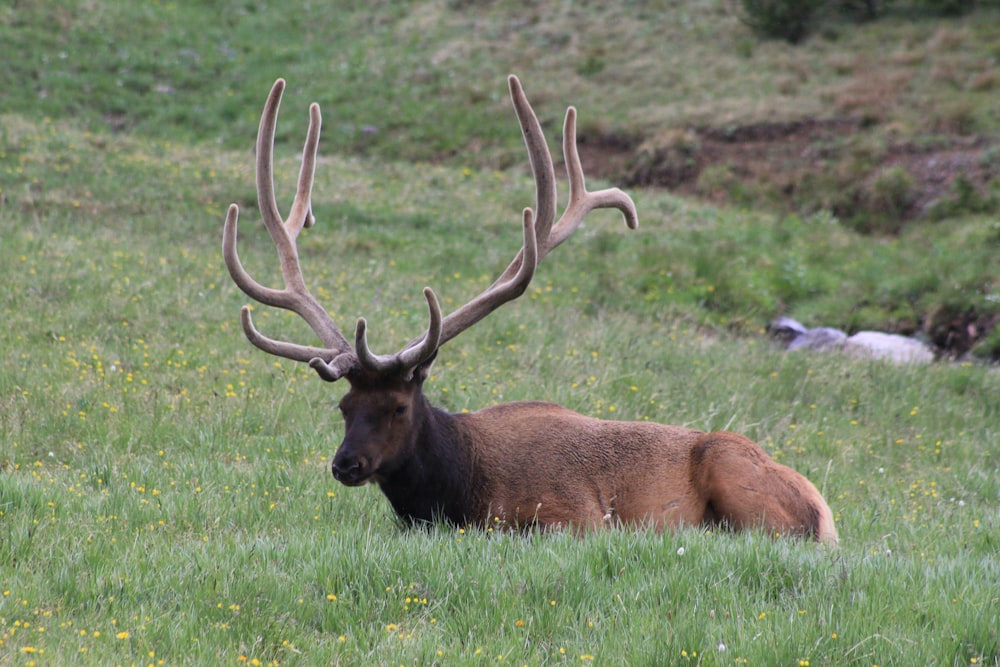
xmin=223 ymin=76 xmax=838 ymax=544
xmin=364 ymin=399 xmax=834 ymax=538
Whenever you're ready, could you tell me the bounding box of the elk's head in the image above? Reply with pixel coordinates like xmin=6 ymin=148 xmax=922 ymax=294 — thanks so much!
xmin=222 ymin=76 xmax=637 ymax=487
xmin=331 ymin=359 xmax=436 ymax=486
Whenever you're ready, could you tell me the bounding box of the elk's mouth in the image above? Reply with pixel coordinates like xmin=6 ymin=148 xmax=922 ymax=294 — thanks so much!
xmin=332 ymin=469 xmax=372 ymax=487
xmin=331 ymin=454 xmax=377 ymax=486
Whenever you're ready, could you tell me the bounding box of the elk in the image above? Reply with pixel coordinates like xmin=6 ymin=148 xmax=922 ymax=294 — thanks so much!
xmin=223 ymin=76 xmax=838 ymax=544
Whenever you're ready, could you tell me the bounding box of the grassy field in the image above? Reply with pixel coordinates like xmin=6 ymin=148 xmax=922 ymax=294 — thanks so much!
xmin=2 ymin=1 xmax=999 ymax=666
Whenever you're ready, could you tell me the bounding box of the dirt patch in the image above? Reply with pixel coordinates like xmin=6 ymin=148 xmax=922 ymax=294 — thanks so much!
xmin=879 ymin=139 xmax=996 ymax=216
xmin=925 ymin=309 xmax=1000 ymax=358
xmin=694 ymin=117 xmax=865 ymax=188
xmin=578 ymin=116 xmax=997 ymax=225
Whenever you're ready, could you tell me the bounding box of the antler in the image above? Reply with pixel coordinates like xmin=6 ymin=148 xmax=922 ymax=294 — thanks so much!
xmin=222 ymin=79 xmax=445 ymax=382
xmin=223 ymin=79 xmax=361 ymax=381
xmin=223 ymin=76 xmax=638 ymax=383
xmin=429 ymin=75 xmax=638 ymax=348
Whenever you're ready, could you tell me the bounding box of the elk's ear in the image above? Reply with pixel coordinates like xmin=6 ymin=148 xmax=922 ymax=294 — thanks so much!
xmin=411 ymin=351 xmax=437 ymax=384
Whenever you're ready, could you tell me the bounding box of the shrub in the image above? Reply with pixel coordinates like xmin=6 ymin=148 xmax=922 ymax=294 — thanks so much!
xmin=927 ymin=176 xmax=999 ymax=220
xmin=970 ymin=321 xmax=1000 ymax=360
xmin=867 ymin=165 xmax=917 ymax=220
xmin=918 ymin=0 xmax=979 ymax=15
xmin=697 ymin=164 xmax=753 ymax=206
xmin=837 ymin=0 xmax=897 ymax=19
xmin=625 ymin=129 xmax=701 ymax=188
xmin=740 ymin=0 xmax=826 ymax=43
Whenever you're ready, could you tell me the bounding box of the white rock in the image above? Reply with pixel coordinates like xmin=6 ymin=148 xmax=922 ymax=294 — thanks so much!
xmin=770 ymin=317 xmax=934 ymax=364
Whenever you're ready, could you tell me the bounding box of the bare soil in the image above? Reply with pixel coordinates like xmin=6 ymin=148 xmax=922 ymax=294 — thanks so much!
xmin=577 ymin=117 xmax=996 ymax=221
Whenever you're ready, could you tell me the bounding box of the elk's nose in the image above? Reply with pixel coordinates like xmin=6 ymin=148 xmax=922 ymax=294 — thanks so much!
xmin=332 ymin=454 xmax=367 ymax=485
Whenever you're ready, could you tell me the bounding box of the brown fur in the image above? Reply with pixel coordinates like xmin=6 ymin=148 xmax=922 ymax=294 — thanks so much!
xmin=461 ymin=402 xmax=836 ymax=542
xmin=334 ymin=378 xmax=838 ymax=544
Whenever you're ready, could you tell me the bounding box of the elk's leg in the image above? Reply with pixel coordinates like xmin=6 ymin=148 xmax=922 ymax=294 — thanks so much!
xmin=688 ymin=432 xmax=829 ymax=540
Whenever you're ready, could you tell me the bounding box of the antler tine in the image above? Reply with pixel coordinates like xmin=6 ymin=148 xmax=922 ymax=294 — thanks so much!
xmin=223 ymin=78 xmax=356 ymax=381
xmin=258 ymin=79 xmax=319 ymax=244
xmin=508 ymin=75 xmax=558 ymax=250
xmin=355 ymin=287 xmax=444 ymax=379
xmin=547 ymin=105 xmax=638 ymax=251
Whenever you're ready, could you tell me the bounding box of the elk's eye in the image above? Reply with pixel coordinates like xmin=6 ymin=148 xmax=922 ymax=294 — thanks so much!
xmin=393 ymin=405 xmax=407 ymax=417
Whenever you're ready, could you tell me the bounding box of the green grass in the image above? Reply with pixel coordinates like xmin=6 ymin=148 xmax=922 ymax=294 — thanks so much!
xmin=5 ymin=1 xmax=1000 ymax=161
xmin=2 ymin=1 xmax=999 ymax=665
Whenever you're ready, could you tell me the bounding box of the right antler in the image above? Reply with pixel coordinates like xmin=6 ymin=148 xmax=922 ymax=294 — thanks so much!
xmin=432 ymin=75 xmax=638 ymax=349
xmin=223 ymin=76 xmax=638 ymax=383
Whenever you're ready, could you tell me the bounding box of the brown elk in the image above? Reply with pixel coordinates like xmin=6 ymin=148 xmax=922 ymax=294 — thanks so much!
xmin=223 ymin=76 xmax=838 ymax=544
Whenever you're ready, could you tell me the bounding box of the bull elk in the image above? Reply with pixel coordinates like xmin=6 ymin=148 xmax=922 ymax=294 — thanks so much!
xmin=223 ymin=76 xmax=838 ymax=544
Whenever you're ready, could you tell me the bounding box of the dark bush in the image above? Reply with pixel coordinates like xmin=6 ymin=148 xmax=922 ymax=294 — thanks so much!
xmin=837 ymin=0 xmax=896 ymax=19
xmin=740 ymin=0 xmax=826 ymax=43
xmin=916 ymin=0 xmax=979 ymax=15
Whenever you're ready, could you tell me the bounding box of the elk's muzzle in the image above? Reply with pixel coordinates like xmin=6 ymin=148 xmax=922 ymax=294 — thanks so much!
xmin=332 ymin=449 xmax=371 ymax=486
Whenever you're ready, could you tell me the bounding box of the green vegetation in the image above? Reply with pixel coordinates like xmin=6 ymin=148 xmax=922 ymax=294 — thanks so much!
xmin=1 ymin=1 xmax=998 ymax=665
xmin=740 ymin=0 xmax=1000 ymax=43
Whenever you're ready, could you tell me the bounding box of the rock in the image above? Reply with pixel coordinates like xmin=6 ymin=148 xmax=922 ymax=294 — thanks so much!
xmin=843 ymin=331 xmax=935 ymax=364
xmin=769 ymin=317 xmax=934 ymax=364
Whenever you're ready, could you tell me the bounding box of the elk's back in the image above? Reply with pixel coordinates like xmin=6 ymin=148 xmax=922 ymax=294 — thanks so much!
xmin=457 ymin=401 xmax=837 ymax=544
xmin=458 ymin=401 xmax=706 ymax=528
